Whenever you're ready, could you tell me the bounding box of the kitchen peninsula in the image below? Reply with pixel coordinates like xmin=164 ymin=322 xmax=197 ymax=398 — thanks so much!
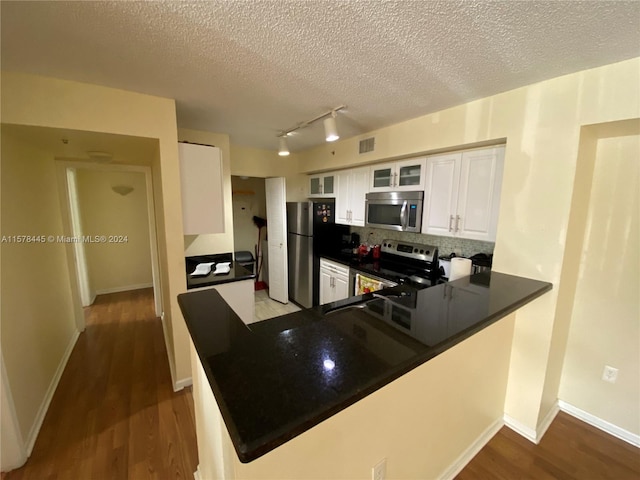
xmin=179 ymin=272 xmax=551 ymax=479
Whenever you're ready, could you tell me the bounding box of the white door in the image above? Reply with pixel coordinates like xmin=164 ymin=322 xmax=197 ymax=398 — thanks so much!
xmin=422 ymin=153 xmax=461 ymax=236
xmin=319 ymin=266 xmax=333 ymax=305
xmin=333 ymin=273 xmax=350 ymax=302
xmin=335 ymin=170 xmax=351 ymax=225
xmin=457 ymin=147 xmax=504 ymax=241
xmin=265 ymin=177 xmax=288 ymax=303
xmin=349 ymin=167 xmax=370 ymax=226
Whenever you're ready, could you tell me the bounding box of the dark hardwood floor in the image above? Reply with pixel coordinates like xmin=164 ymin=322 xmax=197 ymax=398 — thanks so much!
xmin=4 ymin=289 xmax=198 ymax=480
xmin=4 ymin=288 xmax=638 ymax=479
xmin=456 ymin=411 xmax=640 ymax=480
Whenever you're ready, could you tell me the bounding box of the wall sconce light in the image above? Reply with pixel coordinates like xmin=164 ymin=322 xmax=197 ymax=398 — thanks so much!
xmin=276 ymin=105 xmax=345 ymax=154
xmin=278 ymin=136 xmax=290 ymax=156
xmin=112 ymin=185 xmax=134 ymax=196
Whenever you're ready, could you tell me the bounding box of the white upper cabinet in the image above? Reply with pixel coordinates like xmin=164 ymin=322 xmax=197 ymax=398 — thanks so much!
xmin=369 ymin=158 xmax=426 ymax=192
xmin=422 ymin=146 xmax=504 ymax=241
xmin=178 ymin=142 xmax=225 ymax=235
xmin=421 ymin=153 xmax=461 ymax=237
xmin=335 ymin=166 xmax=369 ymax=227
xmin=309 ymin=173 xmax=335 ymax=197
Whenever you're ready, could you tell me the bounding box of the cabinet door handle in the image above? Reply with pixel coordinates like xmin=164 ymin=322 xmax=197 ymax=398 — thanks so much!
xmin=393 ymin=172 xmax=398 ymax=187
xmin=320 ymin=184 xmax=323 ymax=194
xmin=455 ymin=215 xmax=461 ymax=232
xmin=449 ymin=215 xmax=454 ymax=232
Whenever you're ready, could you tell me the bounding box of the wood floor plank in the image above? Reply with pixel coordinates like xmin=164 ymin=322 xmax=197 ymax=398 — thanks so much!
xmin=457 ymin=411 xmax=640 ymax=480
xmin=4 ymin=289 xmax=198 ymax=480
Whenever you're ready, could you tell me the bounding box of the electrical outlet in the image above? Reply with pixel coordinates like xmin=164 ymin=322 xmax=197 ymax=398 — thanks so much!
xmin=372 ymin=458 xmax=386 ymax=480
xmin=602 ymin=365 xmax=619 ymax=383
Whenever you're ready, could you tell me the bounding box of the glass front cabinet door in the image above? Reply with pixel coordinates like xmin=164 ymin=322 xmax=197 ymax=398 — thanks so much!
xmin=369 ymin=158 xmax=426 ymax=192
xmin=309 ymin=173 xmax=335 ymax=197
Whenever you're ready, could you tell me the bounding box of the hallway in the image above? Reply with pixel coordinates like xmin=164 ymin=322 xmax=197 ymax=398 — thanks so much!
xmin=4 ymin=289 xmax=198 ymax=479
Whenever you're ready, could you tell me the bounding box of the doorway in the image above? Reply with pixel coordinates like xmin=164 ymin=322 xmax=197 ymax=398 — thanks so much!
xmin=231 ymin=175 xmax=267 ymax=284
xmin=60 ymin=161 xmax=162 ymax=327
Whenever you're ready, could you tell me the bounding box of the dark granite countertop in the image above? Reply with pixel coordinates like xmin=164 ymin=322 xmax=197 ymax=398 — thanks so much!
xmin=186 ymin=253 xmax=255 ymax=290
xmin=178 ymin=272 xmax=551 ymax=463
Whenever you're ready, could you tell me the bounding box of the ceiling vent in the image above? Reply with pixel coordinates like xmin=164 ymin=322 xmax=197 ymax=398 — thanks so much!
xmin=359 ymin=137 xmax=375 ymax=154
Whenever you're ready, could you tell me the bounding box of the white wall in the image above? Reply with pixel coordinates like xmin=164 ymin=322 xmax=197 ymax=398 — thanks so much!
xmin=230 ymin=317 xmax=516 ymax=479
xmin=559 ymin=129 xmax=639 ymax=436
xmin=0 ymin=128 xmax=79 ymax=464
xmin=229 ymin=144 xmax=309 ymax=202
xmin=0 ymin=71 xmax=190 ymax=390
xmin=76 ymin=169 xmax=153 ymax=295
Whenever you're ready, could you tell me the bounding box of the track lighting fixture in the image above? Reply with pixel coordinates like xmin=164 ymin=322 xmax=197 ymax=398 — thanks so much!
xmin=324 ymin=112 xmax=339 ymax=142
xmin=276 ymin=105 xmax=345 ymax=153
xmin=278 ymin=136 xmax=290 ymax=156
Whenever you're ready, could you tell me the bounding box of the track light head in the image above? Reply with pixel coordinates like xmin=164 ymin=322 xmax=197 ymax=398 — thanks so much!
xmin=275 ymin=105 xmax=345 ymax=153
xmin=278 ymin=137 xmax=290 ymax=156
xmin=324 ymin=113 xmax=339 ymax=142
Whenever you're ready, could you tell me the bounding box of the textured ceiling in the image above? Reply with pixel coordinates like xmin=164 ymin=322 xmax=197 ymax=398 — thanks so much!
xmin=2 ymin=1 xmax=639 ymax=153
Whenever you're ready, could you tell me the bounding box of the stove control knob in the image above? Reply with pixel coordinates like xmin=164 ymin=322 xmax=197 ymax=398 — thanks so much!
xmin=413 ymin=248 xmax=418 ymax=253
xmin=426 ymin=250 xmax=430 ymax=255
xmin=420 ymin=249 xmax=424 ymax=254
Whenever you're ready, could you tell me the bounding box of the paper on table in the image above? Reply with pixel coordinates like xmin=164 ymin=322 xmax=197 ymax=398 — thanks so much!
xmin=190 ymin=262 xmax=215 ymax=276
xmin=213 ymin=262 xmax=231 ymax=275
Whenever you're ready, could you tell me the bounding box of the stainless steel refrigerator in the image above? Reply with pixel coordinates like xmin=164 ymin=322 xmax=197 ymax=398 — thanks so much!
xmin=286 ymin=201 xmax=347 ymax=308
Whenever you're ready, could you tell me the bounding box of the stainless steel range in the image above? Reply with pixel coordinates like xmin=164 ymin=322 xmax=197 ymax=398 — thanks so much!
xmin=348 ymin=239 xmax=440 ymax=295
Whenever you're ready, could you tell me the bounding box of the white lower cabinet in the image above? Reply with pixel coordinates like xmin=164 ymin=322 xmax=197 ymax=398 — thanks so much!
xmin=335 ymin=167 xmax=369 ymax=226
xmin=422 ymin=146 xmax=504 ymax=241
xmin=319 ymin=258 xmax=350 ymax=305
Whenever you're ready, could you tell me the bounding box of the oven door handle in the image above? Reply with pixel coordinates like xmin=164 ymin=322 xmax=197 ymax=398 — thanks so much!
xmin=400 ymin=200 xmax=408 ymax=230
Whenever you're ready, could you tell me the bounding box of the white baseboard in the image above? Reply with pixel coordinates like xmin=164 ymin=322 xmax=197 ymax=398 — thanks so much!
xmin=193 ymin=465 xmax=201 ymax=480
xmin=95 ymin=283 xmax=153 ymax=295
xmin=439 ymin=417 xmax=504 ymax=480
xmin=174 ymin=377 xmax=193 ymax=392
xmin=503 ymin=413 xmax=538 ymax=444
xmin=25 ymin=329 xmax=80 ymax=455
xmin=503 ymin=406 xmax=560 ymax=445
xmin=559 ymin=400 xmax=640 ymax=447
xmin=537 ymin=402 xmax=560 ymax=441
xmin=159 ymin=311 xmax=178 ymax=390
xmin=157 ymin=312 xmax=191 ymax=392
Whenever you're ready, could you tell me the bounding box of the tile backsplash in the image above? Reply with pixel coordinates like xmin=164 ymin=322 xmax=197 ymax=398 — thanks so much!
xmin=350 ymin=226 xmax=494 ymax=258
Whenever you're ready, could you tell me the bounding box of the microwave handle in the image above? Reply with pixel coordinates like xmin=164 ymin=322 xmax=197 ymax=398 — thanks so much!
xmin=400 ymin=200 xmax=408 ymax=230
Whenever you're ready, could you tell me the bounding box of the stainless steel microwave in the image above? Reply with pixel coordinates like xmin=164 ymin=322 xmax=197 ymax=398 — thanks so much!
xmin=365 ymin=191 xmax=424 ymax=232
